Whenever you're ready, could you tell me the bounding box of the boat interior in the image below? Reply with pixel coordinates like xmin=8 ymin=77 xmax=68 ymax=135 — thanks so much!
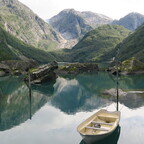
xmin=78 ymin=110 xmax=120 ymax=135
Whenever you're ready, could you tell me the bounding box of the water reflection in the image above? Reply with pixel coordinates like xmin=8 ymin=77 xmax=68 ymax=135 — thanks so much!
xmin=80 ymin=126 xmax=121 ymax=144
xmin=120 ymin=93 xmax=144 ymax=109
xmin=0 ymin=76 xmax=54 ymax=131
xmin=120 ymin=74 xmax=144 ymax=90
xmin=0 ymin=72 xmax=144 ymax=144
xmin=51 ymin=76 xmax=112 ymax=114
xmin=31 ymin=81 xmax=55 ymax=96
xmin=1 ymin=73 xmax=144 ymax=131
xmin=51 ymin=73 xmax=144 ymax=114
xmin=0 ymin=76 xmax=23 ymax=96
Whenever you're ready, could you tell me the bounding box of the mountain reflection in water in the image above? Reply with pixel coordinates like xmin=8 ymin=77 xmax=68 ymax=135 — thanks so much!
xmin=0 ymin=72 xmax=144 ymax=144
xmin=51 ymin=76 xmax=112 ymax=114
xmin=1 ymin=73 xmax=144 ymax=131
xmin=51 ymin=73 xmax=144 ymax=114
xmin=0 ymin=76 xmax=54 ymax=131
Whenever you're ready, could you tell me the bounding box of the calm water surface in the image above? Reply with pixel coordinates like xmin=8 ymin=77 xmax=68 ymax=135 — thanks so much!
xmin=0 ymin=72 xmax=144 ymax=144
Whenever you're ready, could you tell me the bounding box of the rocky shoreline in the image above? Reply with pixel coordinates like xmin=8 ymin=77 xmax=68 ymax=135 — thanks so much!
xmin=107 ymin=57 xmax=144 ymax=75
xmin=1 ymin=58 xmax=144 ymax=84
xmin=0 ymin=59 xmax=37 ymax=76
xmin=27 ymin=61 xmax=58 ymax=84
xmin=0 ymin=60 xmax=100 ymax=84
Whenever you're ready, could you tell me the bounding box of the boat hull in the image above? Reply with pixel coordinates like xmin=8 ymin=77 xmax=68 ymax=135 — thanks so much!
xmin=77 ymin=109 xmax=120 ymax=144
xmin=80 ymin=126 xmax=116 ymax=143
xmin=80 ymin=125 xmax=121 ymax=144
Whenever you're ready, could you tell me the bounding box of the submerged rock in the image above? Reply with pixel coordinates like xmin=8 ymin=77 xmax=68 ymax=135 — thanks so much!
xmin=103 ymin=88 xmax=144 ymax=97
xmin=103 ymin=88 xmax=127 ymax=97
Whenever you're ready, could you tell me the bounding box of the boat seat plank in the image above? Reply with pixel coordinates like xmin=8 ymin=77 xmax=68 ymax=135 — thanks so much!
xmin=85 ymin=126 xmax=109 ymax=131
xmin=91 ymin=121 xmax=113 ymax=126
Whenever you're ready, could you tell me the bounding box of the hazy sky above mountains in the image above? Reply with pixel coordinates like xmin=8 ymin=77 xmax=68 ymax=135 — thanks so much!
xmin=19 ymin=0 xmax=144 ymax=20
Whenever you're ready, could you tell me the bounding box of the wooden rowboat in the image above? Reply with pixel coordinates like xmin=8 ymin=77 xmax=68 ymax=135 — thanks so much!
xmin=77 ymin=109 xmax=120 ymax=143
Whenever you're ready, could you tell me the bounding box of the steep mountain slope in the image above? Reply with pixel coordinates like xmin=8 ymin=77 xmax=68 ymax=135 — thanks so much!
xmin=49 ymin=9 xmax=113 ymax=48
xmin=0 ymin=26 xmax=56 ymax=63
xmin=0 ymin=0 xmax=65 ymax=50
xmin=71 ymin=25 xmax=130 ymax=62
xmin=112 ymin=12 xmax=144 ymax=31
xmin=52 ymin=25 xmax=130 ymax=62
xmin=107 ymin=24 xmax=144 ymax=62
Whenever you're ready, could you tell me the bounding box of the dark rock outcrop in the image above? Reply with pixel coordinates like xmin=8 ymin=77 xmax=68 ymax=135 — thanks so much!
xmin=0 ymin=63 xmax=10 ymax=76
xmin=0 ymin=59 xmax=37 ymax=75
xmin=29 ymin=61 xmax=58 ymax=84
xmin=0 ymin=63 xmax=10 ymax=72
xmin=107 ymin=57 xmax=144 ymax=75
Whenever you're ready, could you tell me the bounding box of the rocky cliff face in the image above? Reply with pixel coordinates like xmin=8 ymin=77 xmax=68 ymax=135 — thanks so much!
xmin=0 ymin=0 xmax=65 ymax=50
xmin=81 ymin=11 xmax=113 ymax=27
xmin=112 ymin=12 xmax=144 ymax=31
xmin=49 ymin=9 xmax=113 ymax=48
xmin=49 ymin=9 xmax=91 ymax=40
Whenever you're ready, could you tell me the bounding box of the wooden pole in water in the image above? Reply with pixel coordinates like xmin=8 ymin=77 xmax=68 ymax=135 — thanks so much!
xmin=28 ymin=73 xmax=32 ymax=119
xmin=116 ymin=62 xmax=119 ymax=111
xmin=116 ymin=49 xmax=119 ymax=111
xmin=0 ymin=87 xmax=3 ymax=123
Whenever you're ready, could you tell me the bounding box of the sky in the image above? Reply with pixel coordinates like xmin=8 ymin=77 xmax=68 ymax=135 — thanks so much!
xmin=18 ymin=0 xmax=144 ymax=20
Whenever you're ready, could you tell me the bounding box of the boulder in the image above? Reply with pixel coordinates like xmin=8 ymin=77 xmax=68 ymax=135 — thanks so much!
xmin=28 ymin=61 xmax=58 ymax=84
xmin=0 ymin=63 xmax=10 ymax=76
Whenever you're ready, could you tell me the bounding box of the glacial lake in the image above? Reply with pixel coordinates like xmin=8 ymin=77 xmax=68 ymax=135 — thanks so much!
xmin=0 ymin=72 xmax=144 ymax=144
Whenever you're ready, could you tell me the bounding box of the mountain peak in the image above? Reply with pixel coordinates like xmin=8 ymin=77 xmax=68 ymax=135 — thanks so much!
xmin=112 ymin=12 xmax=144 ymax=31
xmin=127 ymin=12 xmax=144 ymax=16
xmin=49 ymin=9 xmax=113 ymax=48
xmin=62 ymin=8 xmax=76 ymax=13
xmin=58 ymin=8 xmax=81 ymax=16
